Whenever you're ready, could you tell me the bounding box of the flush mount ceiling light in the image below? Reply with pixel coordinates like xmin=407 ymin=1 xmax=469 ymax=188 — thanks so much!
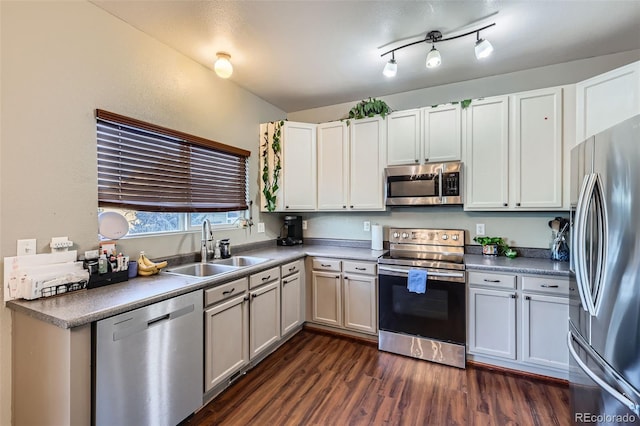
xmin=381 ymin=23 xmax=495 ymax=76
xmin=214 ymin=52 xmax=233 ymax=78
xmin=383 ymin=52 xmax=398 ymax=77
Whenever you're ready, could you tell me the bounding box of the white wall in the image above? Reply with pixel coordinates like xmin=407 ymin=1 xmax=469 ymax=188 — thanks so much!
xmin=288 ymin=50 xmax=640 ymax=124
xmin=286 ymin=50 xmax=640 ymax=248
xmin=0 ymin=2 xmax=285 ymax=424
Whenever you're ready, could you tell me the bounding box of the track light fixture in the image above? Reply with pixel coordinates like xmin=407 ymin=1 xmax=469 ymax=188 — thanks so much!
xmin=383 ymin=51 xmax=398 ymax=77
xmin=214 ymin=52 xmax=233 ymax=78
xmin=381 ymin=23 xmax=495 ymax=77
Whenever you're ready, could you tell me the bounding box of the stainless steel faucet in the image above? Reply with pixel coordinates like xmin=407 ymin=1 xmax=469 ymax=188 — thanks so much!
xmin=201 ymin=219 xmax=213 ymax=262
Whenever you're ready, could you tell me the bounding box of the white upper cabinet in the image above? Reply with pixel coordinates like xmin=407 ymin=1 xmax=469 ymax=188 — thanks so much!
xmin=317 ymin=121 xmax=349 ymax=210
xmin=386 ymin=105 xmax=462 ymax=166
xmin=511 ymin=87 xmax=563 ymax=209
xmin=422 ymin=103 xmax=462 ymax=163
xmin=282 ymin=122 xmax=317 ymax=211
xmin=349 ymin=117 xmax=387 ymax=210
xmin=576 ymin=61 xmax=640 ymax=144
xmin=464 ymin=96 xmax=510 ymax=210
xmin=464 ymin=89 xmax=564 ymax=211
xmin=386 ymin=109 xmax=420 ymax=166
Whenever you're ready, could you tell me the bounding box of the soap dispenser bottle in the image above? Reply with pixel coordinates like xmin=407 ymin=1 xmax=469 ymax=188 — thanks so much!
xmin=213 ymin=240 xmax=221 ymax=259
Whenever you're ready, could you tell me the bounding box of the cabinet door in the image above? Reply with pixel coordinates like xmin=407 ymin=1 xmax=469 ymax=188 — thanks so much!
xmin=204 ymin=294 xmax=249 ymax=391
xmin=281 ymin=272 xmax=302 ymax=336
xmin=349 ymin=117 xmax=386 ymax=210
xmin=468 ymin=287 xmax=517 ymax=360
xmin=343 ymin=274 xmax=377 ymax=334
xmin=522 ymin=293 xmax=569 ymax=370
xmin=464 ymin=96 xmax=509 ymax=210
xmin=387 ymin=109 xmax=420 ymax=166
xmin=422 ymin=104 xmax=461 ymax=163
xmin=576 ymin=61 xmax=640 ymax=143
xmin=317 ymin=121 xmax=349 ymax=210
xmin=512 ymin=88 xmax=563 ymax=209
xmin=312 ymin=271 xmax=342 ymax=327
xmin=249 ymin=281 xmax=281 ymax=360
xmin=282 ymin=122 xmax=317 ymax=211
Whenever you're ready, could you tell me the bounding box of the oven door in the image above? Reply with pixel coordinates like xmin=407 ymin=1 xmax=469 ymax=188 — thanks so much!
xmin=378 ymin=265 xmax=466 ymax=345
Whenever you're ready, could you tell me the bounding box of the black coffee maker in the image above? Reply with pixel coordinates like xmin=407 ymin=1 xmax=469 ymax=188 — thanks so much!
xmin=277 ymin=215 xmax=303 ymax=246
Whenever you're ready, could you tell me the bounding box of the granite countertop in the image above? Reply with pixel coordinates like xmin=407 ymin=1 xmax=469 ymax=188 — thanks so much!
xmin=464 ymin=254 xmax=570 ymax=277
xmin=7 ymin=244 xmax=386 ymax=329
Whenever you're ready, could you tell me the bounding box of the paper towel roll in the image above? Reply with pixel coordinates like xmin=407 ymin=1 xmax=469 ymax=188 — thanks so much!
xmin=371 ymin=224 xmax=383 ymax=250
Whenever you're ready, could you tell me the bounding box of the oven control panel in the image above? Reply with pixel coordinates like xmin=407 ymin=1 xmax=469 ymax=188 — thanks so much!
xmin=388 ymin=228 xmax=465 ymax=247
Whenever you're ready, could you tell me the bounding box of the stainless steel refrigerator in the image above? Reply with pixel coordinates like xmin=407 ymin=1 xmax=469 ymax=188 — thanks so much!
xmin=569 ymin=115 xmax=640 ymax=425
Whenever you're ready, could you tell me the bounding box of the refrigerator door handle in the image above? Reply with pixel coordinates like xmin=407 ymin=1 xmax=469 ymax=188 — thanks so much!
xmin=574 ymin=173 xmax=608 ymax=317
xmin=568 ymin=329 xmax=640 ymax=416
xmin=574 ymin=174 xmax=594 ymax=313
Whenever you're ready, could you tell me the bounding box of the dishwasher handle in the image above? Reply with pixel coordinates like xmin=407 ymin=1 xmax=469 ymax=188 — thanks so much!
xmin=113 ymin=303 xmax=195 ymax=342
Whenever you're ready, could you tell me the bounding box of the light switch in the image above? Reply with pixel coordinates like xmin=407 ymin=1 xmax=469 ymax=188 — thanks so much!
xmin=302 ymin=220 xmax=308 ymax=230
xmin=476 ymin=224 xmax=485 ymax=236
xmin=17 ymin=239 xmax=37 ymax=256
xmin=364 ymin=221 xmax=371 ymax=232
xmin=257 ymin=222 xmax=265 ymax=233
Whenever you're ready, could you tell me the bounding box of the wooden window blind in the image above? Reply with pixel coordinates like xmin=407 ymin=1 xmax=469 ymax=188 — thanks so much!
xmin=96 ymin=109 xmax=250 ymax=213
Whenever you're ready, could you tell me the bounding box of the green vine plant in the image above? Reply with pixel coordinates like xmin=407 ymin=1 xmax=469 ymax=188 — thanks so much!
xmin=261 ymin=120 xmax=283 ymax=212
xmin=344 ymin=97 xmax=391 ymax=125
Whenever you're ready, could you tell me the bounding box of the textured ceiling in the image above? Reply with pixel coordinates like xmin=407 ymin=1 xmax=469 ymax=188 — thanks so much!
xmin=91 ymin=1 xmax=640 ymax=112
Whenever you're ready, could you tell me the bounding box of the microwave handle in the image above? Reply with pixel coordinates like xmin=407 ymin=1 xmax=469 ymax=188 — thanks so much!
xmin=438 ymin=167 xmax=443 ymax=202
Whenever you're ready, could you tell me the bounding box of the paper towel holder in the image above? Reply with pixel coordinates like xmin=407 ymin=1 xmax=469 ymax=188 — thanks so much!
xmin=371 ymin=223 xmax=384 ymax=250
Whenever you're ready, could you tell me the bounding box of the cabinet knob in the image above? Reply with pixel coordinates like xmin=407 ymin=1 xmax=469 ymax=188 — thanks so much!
xmin=525 ymin=295 xmax=531 ymax=300
xmin=350 ymin=205 xmax=354 ymax=208
xmin=510 ymin=294 xmax=517 ymax=299
xmin=343 ymin=205 xmax=346 ymax=209
xmin=282 ymin=280 xmax=287 ymax=286
xmin=335 ymin=275 xmax=340 ymax=279
xmin=424 ymin=158 xmax=429 ymax=162
xmin=285 ymin=205 xmax=289 ymax=209
xmin=415 ymin=159 xmax=419 ymax=163
xmin=516 ymin=203 xmax=521 ymax=207
xmin=251 ymin=293 xmax=257 ymax=299
xmin=503 ymin=203 xmax=508 ymax=207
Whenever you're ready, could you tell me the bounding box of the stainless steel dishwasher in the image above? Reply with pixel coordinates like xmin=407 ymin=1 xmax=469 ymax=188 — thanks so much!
xmin=95 ymin=290 xmax=203 ymax=426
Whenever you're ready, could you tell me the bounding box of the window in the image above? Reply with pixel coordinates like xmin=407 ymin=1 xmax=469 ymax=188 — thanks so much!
xmin=96 ymin=110 xmax=250 ymax=236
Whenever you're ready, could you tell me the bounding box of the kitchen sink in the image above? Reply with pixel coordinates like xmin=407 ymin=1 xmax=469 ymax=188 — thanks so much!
xmin=166 ymin=263 xmax=238 ymax=277
xmin=212 ymin=256 xmax=269 ymax=267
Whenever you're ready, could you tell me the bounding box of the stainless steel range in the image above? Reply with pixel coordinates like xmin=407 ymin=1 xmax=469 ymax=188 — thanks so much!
xmin=378 ymin=227 xmax=466 ymax=368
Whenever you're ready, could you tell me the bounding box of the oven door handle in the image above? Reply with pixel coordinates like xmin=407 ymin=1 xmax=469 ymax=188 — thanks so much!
xmin=378 ymin=265 xmax=464 ymax=279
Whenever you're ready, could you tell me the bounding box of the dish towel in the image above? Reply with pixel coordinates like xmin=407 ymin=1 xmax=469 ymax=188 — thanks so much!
xmin=407 ymin=269 xmax=428 ymax=294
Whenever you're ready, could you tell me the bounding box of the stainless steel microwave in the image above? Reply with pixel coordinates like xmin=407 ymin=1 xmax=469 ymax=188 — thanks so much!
xmin=384 ymin=162 xmax=463 ymax=206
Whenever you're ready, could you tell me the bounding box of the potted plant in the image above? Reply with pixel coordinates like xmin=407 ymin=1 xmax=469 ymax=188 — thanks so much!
xmin=473 ymin=236 xmax=517 ymax=258
xmin=344 ymin=97 xmax=391 ymax=125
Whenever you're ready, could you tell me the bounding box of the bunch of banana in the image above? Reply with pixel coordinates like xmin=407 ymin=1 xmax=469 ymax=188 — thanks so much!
xmin=137 ymin=251 xmax=168 ymax=276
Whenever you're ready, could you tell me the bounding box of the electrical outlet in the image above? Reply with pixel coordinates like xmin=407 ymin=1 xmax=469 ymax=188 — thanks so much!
xmin=17 ymin=239 xmax=37 ymax=256
xmin=257 ymin=222 xmax=265 ymax=233
xmin=476 ymin=224 xmax=485 ymax=236
xmin=302 ymin=220 xmax=308 ymax=230
xmin=364 ymin=221 xmax=371 ymax=232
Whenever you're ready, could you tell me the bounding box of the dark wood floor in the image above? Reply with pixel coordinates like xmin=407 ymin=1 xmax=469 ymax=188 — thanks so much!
xmin=185 ymin=330 xmax=570 ymax=425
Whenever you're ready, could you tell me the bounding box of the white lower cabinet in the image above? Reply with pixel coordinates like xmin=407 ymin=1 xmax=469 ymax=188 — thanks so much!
xmin=204 ymin=278 xmax=250 ymax=392
xmin=310 ymin=258 xmax=377 ymax=336
xmin=249 ymin=278 xmax=281 ymax=360
xmin=467 ymin=270 xmax=571 ymax=379
xmin=281 ymin=259 xmax=304 ymax=336
xmin=521 ymin=292 xmax=570 ymax=369
xmin=312 ymin=270 xmax=342 ymax=327
xmin=468 ymin=287 xmax=517 ymax=360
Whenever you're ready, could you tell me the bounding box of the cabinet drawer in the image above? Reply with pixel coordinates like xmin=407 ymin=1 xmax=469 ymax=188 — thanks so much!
xmin=468 ymin=271 xmax=516 ymax=289
xmin=281 ymin=259 xmax=303 ymax=278
xmin=312 ymin=258 xmax=342 ymax=272
xmin=343 ymin=260 xmax=376 ymax=276
xmin=522 ymin=275 xmax=571 ymax=296
xmin=250 ymin=267 xmax=280 ymax=289
xmin=205 ymin=277 xmax=248 ymax=307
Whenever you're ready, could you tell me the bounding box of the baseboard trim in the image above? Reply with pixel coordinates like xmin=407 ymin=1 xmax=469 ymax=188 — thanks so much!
xmin=467 ymin=360 xmax=569 ymax=386
xmin=303 ymin=323 xmax=378 ymax=347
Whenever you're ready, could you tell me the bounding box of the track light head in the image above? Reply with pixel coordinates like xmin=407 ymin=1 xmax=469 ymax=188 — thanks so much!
xmin=426 ymin=45 xmax=441 ymax=68
xmin=383 ymin=58 xmax=398 ymax=77
xmin=475 ymin=37 xmax=494 ymax=59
